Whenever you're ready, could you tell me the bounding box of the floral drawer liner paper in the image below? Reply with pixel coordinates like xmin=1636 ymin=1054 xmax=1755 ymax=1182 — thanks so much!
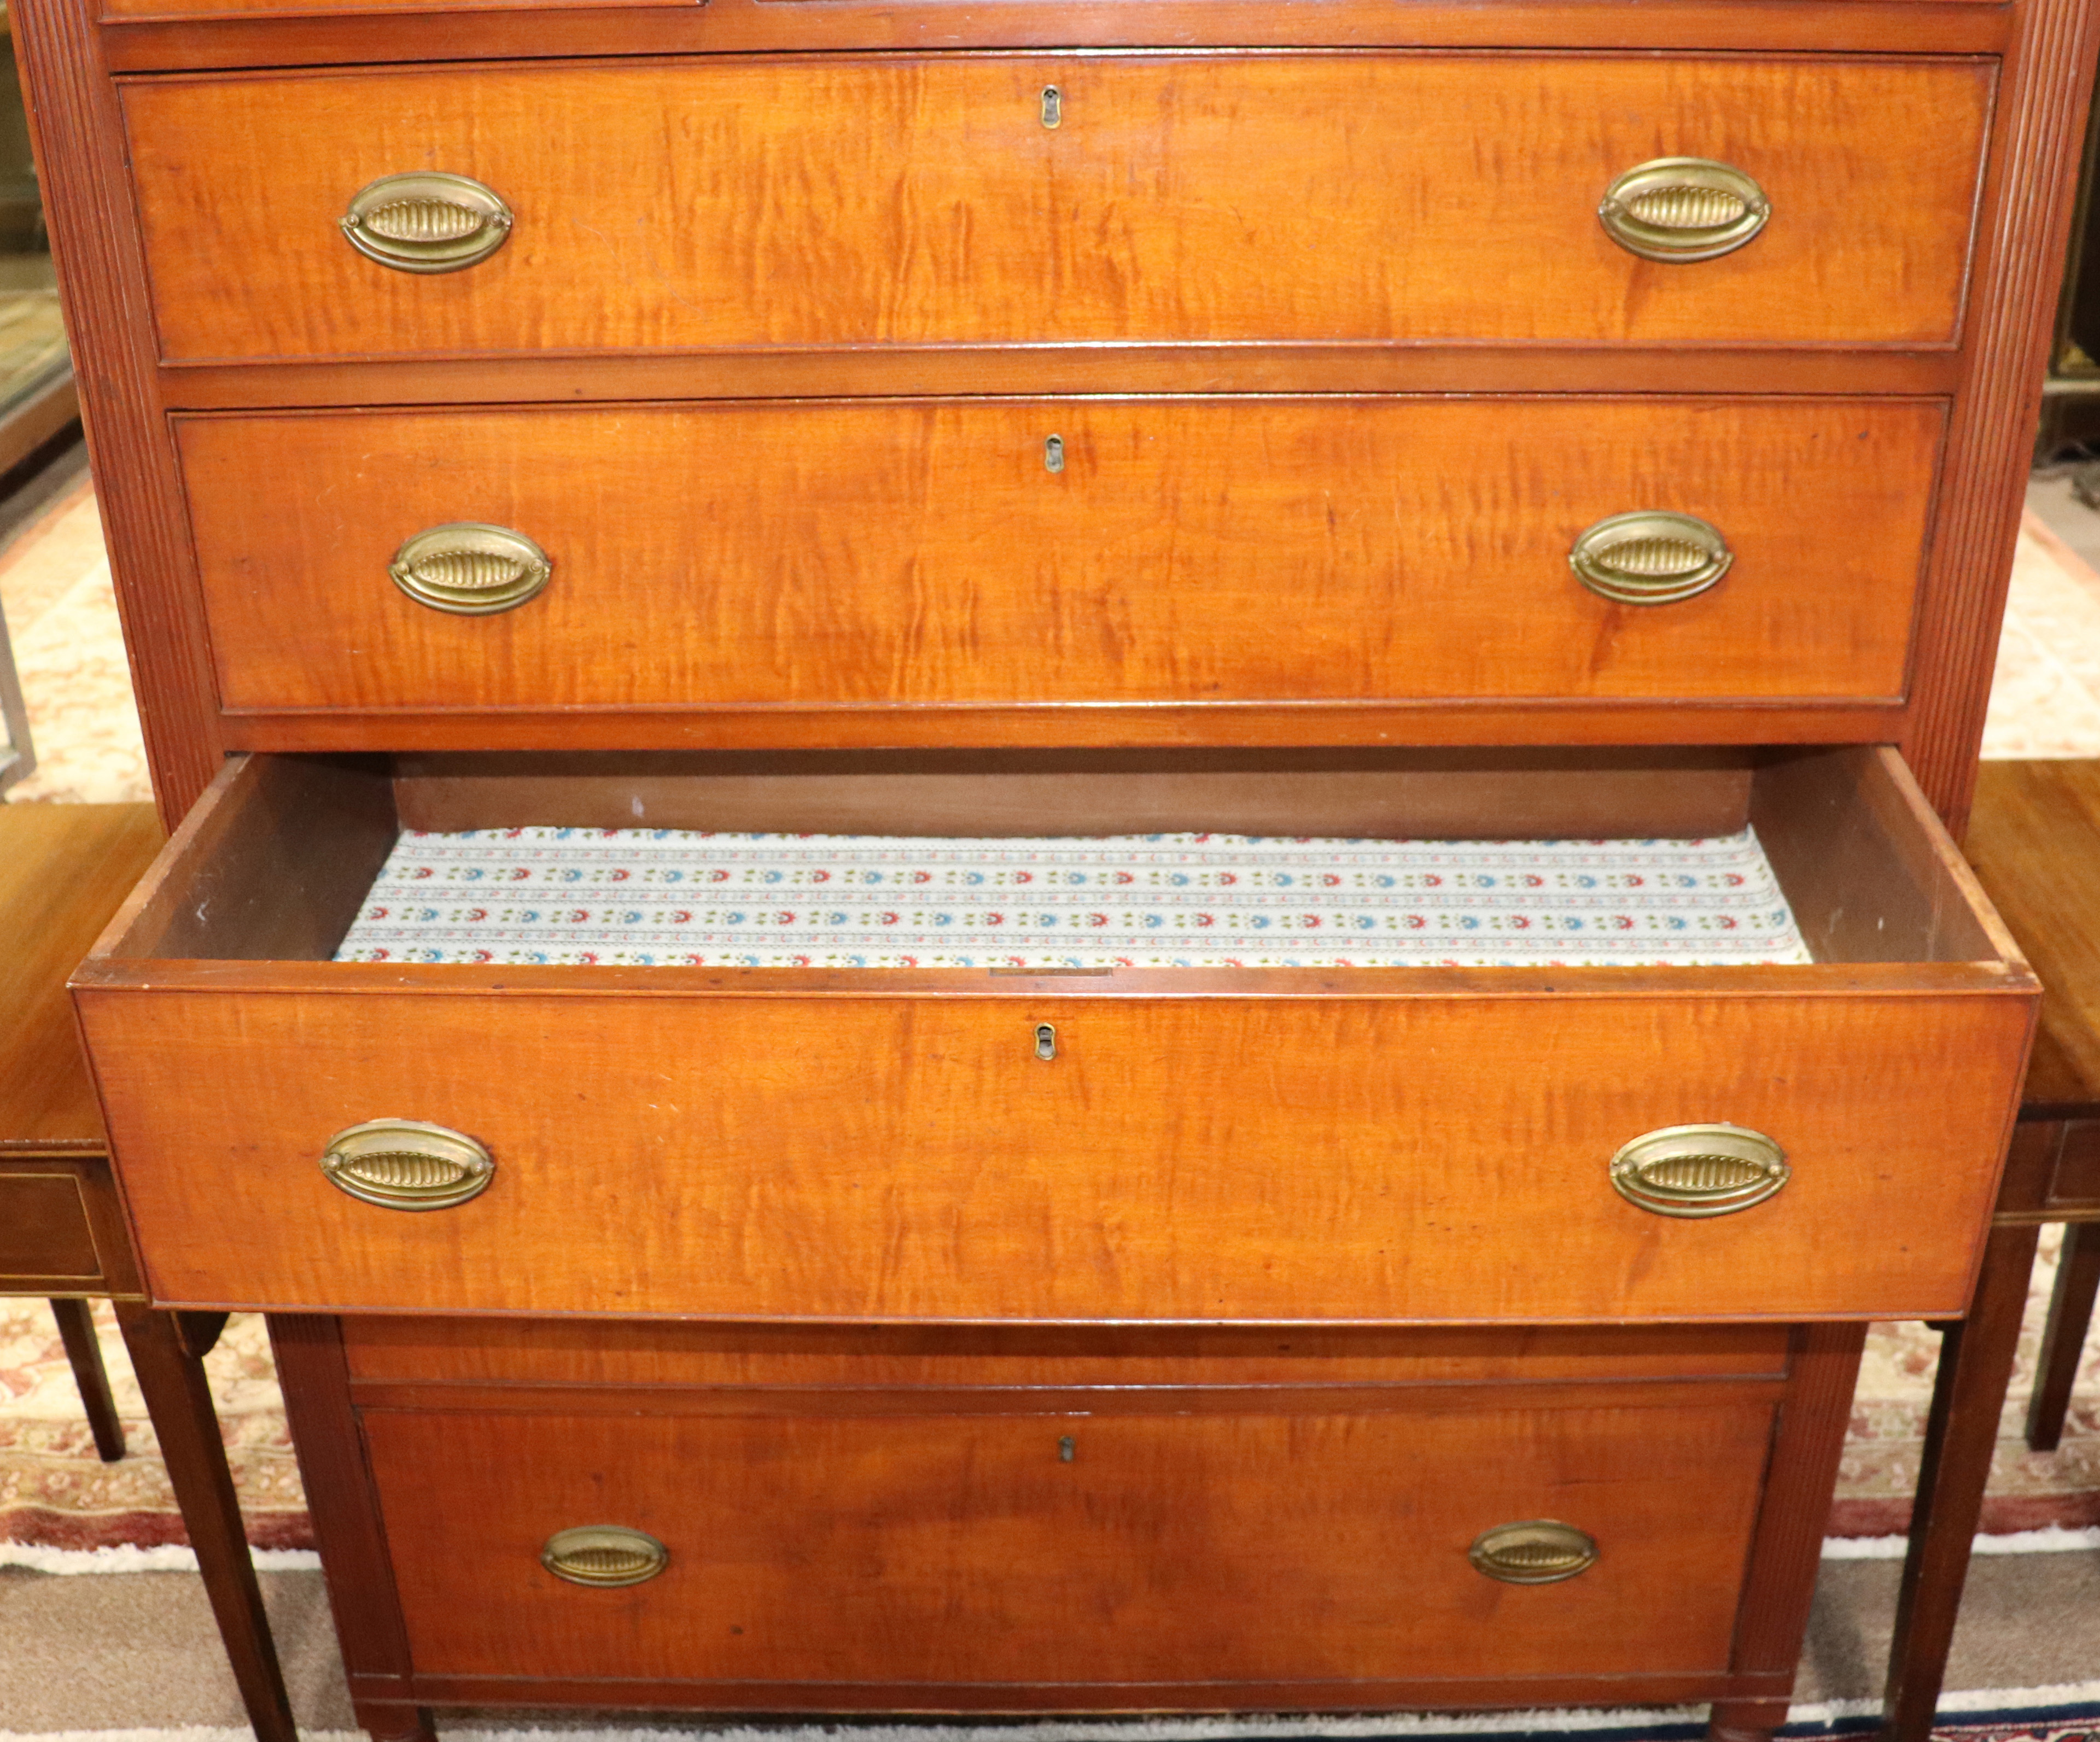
xmin=333 ymin=827 xmax=1812 ymax=969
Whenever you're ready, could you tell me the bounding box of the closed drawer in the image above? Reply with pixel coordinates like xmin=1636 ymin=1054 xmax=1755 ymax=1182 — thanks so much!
xmin=0 ymin=1167 xmax=106 ymax=1289
xmin=124 ymin=54 xmax=1991 ymax=363
xmin=181 ymin=397 xmax=1941 ymax=716
xmin=72 ymin=743 xmax=2033 ymax=1322
xmin=361 ymin=1393 xmax=1776 ymax=1691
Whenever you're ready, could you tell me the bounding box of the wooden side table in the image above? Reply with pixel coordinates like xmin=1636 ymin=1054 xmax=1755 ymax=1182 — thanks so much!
xmin=0 ymin=800 xmax=295 ymax=1742
xmin=1883 ymin=758 xmax=2100 ymax=1742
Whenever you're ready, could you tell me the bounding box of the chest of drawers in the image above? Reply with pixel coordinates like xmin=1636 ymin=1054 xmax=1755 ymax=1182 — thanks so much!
xmin=16 ymin=0 xmax=2095 ymax=1732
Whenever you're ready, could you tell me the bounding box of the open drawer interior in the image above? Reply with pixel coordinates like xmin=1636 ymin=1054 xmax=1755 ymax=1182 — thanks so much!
xmin=96 ymin=742 xmax=2019 ymax=976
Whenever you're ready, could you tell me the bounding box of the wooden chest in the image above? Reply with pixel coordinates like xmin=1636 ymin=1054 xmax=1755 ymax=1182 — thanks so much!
xmin=18 ymin=0 xmax=2091 ymax=1731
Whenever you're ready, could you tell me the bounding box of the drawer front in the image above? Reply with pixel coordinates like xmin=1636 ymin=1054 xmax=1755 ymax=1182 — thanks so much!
xmin=182 ymin=398 xmax=1940 ymax=714
xmin=80 ymin=987 xmax=2024 ymax=1321
xmin=365 ymin=1399 xmax=1772 ymax=1686
xmin=0 ymin=1170 xmax=104 ymax=1288
xmin=126 ymin=55 xmax=1991 ymax=363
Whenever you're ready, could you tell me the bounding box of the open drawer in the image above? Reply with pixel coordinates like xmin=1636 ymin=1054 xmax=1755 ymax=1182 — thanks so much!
xmin=73 ymin=744 xmax=2034 ymax=1323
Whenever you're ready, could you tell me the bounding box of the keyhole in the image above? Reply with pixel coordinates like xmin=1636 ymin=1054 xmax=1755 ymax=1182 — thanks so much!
xmin=1041 ymin=85 xmax=1062 ymax=128
xmin=1044 ymin=434 xmax=1065 ymax=474
xmin=1035 ymin=1022 xmax=1057 ymax=1061
xmin=1058 ymin=1436 xmax=1076 ymax=1462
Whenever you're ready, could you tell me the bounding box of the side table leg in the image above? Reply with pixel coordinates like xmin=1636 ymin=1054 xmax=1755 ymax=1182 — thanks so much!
xmin=50 ymin=1296 xmax=124 ymax=1462
xmin=115 ymin=1302 xmax=297 ymax=1742
xmin=2026 ymin=1221 xmax=2100 ymax=1452
xmin=1881 ymin=1219 xmax=2042 ymax=1742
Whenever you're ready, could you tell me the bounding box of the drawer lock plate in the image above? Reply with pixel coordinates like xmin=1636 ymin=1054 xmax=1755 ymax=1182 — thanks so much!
xmin=319 ymin=1119 xmax=495 ymax=1212
xmin=1609 ymin=1123 xmax=1790 ymax=1218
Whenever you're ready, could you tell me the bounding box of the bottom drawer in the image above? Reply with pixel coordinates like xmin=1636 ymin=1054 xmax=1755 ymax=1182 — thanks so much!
xmin=364 ymin=1394 xmax=1774 ymax=1690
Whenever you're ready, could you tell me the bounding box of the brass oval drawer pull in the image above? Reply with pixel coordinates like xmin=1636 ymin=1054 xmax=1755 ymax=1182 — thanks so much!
xmin=542 ymin=1526 xmax=669 ymax=1588
xmin=1598 ymin=157 xmax=1770 ymax=263
xmin=1610 ymin=1123 xmax=1790 ymax=1219
xmin=389 ymin=523 xmax=553 ymax=615
xmin=1469 ymin=1520 xmax=1599 ymax=1585
xmin=341 ymin=172 xmax=514 ymax=273
xmin=1570 ymin=510 xmax=1732 ymax=606
xmin=319 ymin=1119 xmax=494 ymax=1211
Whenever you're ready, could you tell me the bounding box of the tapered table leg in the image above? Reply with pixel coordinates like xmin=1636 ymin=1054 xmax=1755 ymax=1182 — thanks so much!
xmin=50 ymin=1296 xmax=124 ymax=1462
xmin=115 ymin=1302 xmax=297 ymax=1742
xmin=2026 ymin=1221 xmax=2100 ymax=1451
xmin=1881 ymin=1219 xmax=2043 ymax=1742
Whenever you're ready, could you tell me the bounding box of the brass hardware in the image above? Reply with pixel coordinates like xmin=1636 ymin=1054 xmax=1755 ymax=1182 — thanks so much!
xmin=1058 ymin=1435 xmax=1076 ymax=1462
xmin=1035 ymin=1022 xmax=1057 ymax=1061
xmin=340 ymin=172 xmax=514 ymax=274
xmin=1045 ymin=434 xmax=1065 ymax=473
xmin=319 ymin=1119 xmax=494 ymax=1212
xmin=389 ymin=523 xmax=553 ymax=616
xmin=1610 ymin=1123 xmax=1790 ymax=1219
xmin=1041 ymin=85 xmax=1062 ymax=128
xmin=1469 ymin=1520 xmax=1599 ymax=1585
xmin=1570 ymin=510 xmax=1733 ymax=606
xmin=541 ymin=1525 xmax=669 ymax=1588
xmin=1598 ymin=158 xmax=1770 ymax=263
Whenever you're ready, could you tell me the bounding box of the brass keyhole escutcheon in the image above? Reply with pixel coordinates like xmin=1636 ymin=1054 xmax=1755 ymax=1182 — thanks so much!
xmin=1035 ymin=1023 xmax=1057 ymax=1061
xmin=1041 ymin=85 xmax=1063 ymax=128
xmin=1045 ymin=434 xmax=1065 ymax=473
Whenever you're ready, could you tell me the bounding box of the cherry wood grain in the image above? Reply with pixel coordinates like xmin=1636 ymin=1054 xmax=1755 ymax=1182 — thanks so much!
xmin=221 ymin=700 xmax=1912 ymax=756
xmin=390 ymin=747 xmax=1759 ymax=843
xmin=340 ymin=1317 xmax=1795 ymax=1388
xmin=80 ymin=981 xmax=2029 ymax=1322
xmin=96 ymin=0 xmax=2012 ymax=61
xmin=156 ymin=348 xmax=1967 ymax=414
xmin=178 ymin=398 xmax=1942 ymax=718
xmin=363 ymin=1400 xmax=1774 ymax=1686
xmin=122 ymin=55 xmax=1991 ymax=365
xmin=1901 ymin=0 xmax=2100 ymax=825
xmin=1961 ymin=760 xmax=2100 ymax=1113
xmin=9 ymin=0 xmax=223 ymax=822
xmin=269 ymin=1315 xmax=421 ymax=1737
xmin=0 ymin=803 xmax=164 ymax=1148
xmin=0 ymin=1173 xmax=104 ymax=1282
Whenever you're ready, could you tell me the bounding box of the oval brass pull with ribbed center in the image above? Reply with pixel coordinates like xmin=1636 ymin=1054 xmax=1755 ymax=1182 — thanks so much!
xmin=319 ymin=1119 xmax=495 ymax=1211
xmin=341 ymin=173 xmax=514 ymax=273
xmin=1469 ymin=1521 xmax=1599 ymax=1585
xmin=542 ymin=1526 xmax=669 ymax=1588
xmin=1599 ymin=157 xmax=1770 ymax=263
xmin=1611 ymin=1123 xmax=1790 ymax=1219
xmin=1570 ymin=510 xmax=1733 ymax=606
xmin=389 ymin=523 xmax=553 ymax=615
